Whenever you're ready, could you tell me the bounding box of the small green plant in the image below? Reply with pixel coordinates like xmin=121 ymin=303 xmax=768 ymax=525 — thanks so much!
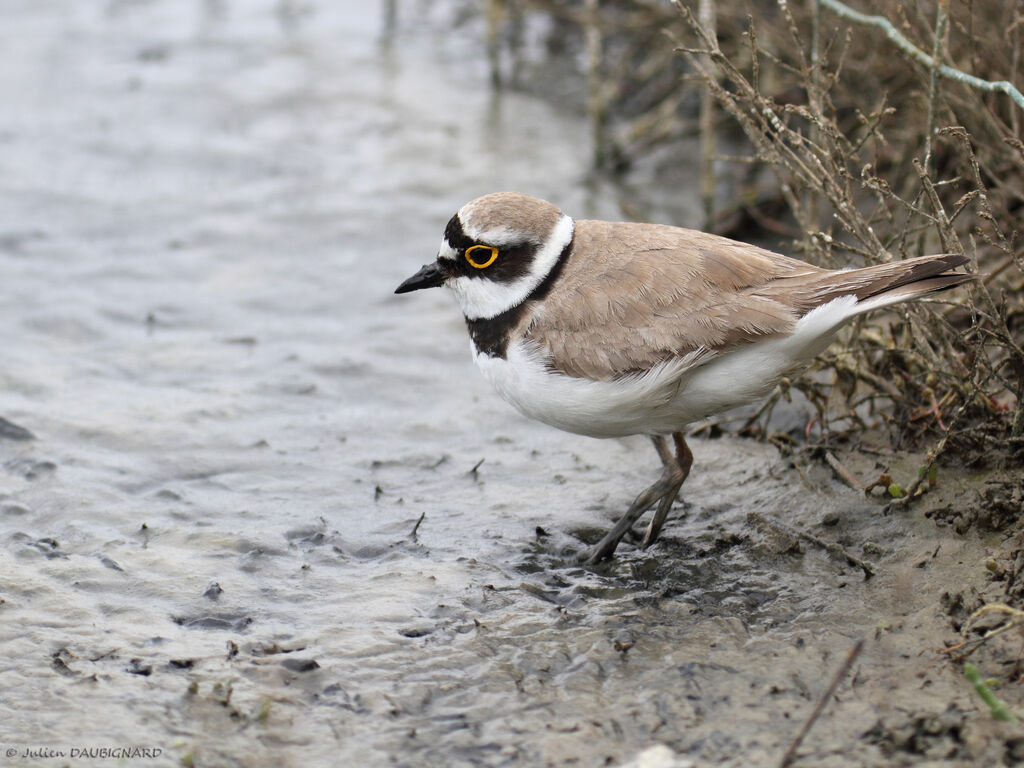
xmin=212 ymin=678 xmax=234 ymax=707
xmin=964 ymin=663 xmax=1019 ymax=723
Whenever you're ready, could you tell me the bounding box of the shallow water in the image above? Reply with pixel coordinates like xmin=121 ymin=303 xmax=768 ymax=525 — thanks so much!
xmin=0 ymin=2 xmax=997 ymax=767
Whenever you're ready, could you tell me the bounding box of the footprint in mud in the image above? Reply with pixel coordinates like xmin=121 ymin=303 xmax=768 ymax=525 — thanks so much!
xmin=505 ymin=513 xmax=807 ymax=624
xmin=866 ymin=706 xmax=968 ymax=761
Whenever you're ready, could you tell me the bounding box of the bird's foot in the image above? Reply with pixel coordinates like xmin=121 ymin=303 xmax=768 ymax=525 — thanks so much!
xmin=582 ymin=433 xmax=692 ymax=564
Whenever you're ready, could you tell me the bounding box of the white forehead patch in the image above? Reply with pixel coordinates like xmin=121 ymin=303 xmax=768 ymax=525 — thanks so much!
xmin=437 ymin=239 xmax=458 ymax=261
xmin=447 ymin=214 xmax=574 ymax=321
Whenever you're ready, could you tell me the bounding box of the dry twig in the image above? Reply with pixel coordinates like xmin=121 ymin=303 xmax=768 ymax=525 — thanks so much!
xmin=779 ymin=637 xmax=865 ymax=768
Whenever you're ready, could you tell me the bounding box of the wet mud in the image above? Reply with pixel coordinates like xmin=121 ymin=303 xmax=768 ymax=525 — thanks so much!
xmin=2 ymin=2 xmax=1022 ymax=767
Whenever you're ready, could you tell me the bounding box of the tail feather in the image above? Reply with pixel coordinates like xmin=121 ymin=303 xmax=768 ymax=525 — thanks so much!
xmin=758 ymin=253 xmax=973 ymax=315
xmin=852 ymin=271 xmax=974 ymax=315
xmin=841 ymin=253 xmax=971 ymax=303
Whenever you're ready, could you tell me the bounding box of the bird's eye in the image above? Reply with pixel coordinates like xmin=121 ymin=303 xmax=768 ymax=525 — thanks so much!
xmin=464 ymin=244 xmax=498 ymax=269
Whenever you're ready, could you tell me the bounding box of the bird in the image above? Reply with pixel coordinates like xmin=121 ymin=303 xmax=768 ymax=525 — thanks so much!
xmin=395 ymin=192 xmax=971 ymax=563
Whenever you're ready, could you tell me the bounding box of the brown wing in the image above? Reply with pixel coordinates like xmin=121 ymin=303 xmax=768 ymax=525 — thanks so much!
xmin=523 ymin=220 xmax=825 ymax=381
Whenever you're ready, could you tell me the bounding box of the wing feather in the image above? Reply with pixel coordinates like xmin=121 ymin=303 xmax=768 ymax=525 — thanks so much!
xmin=524 ymin=220 xmax=818 ymax=380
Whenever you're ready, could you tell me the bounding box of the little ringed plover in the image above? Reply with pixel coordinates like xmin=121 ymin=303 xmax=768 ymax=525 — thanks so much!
xmin=395 ymin=192 xmax=972 ymax=563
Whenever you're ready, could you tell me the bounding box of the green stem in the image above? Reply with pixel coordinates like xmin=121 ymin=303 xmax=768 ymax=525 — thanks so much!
xmin=964 ymin=663 xmax=1019 ymax=723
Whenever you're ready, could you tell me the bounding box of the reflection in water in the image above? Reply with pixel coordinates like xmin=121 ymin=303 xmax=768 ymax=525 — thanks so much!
xmin=382 ymin=0 xmax=397 ymax=39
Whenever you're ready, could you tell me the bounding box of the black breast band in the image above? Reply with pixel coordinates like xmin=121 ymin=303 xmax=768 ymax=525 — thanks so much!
xmin=465 ymin=234 xmax=575 ymax=359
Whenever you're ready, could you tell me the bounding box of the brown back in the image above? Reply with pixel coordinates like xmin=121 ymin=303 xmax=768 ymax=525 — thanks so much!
xmin=524 ymin=220 xmax=969 ymax=380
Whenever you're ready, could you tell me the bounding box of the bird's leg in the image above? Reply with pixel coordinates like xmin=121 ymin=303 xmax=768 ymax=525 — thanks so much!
xmin=584 ymin=435 xmax=681 ymax=564
xmin=641 ymin=432 xmax=692 ymax=549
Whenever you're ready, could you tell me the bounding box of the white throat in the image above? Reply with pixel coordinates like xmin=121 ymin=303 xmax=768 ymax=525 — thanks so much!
xmin=447 ymin=214 xmax=574 ymax=320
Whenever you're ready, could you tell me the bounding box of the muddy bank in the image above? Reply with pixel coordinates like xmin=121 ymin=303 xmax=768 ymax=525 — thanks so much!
xmin=1 ymin=2 xmax=1023 ymax=767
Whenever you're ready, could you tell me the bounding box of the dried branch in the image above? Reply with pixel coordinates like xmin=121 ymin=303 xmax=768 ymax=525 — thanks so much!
xmin=818 ymin=0 xmax=1024 ymax=112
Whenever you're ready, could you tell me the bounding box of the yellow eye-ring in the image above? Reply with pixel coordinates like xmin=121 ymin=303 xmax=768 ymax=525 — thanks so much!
xmin=465 ymin=244 xmax=498 ymax=269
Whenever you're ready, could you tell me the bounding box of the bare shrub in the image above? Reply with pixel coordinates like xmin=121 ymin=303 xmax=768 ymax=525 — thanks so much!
xmin=667 ymin=0 xmax=1022 ymax=479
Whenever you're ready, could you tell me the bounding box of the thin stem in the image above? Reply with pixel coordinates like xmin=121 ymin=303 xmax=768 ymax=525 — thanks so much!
xmin=818 ymin=0 xmax=1024 ymax=112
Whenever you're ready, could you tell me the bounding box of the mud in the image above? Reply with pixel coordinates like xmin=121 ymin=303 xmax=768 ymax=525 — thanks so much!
xmin=1 ymin=2 xmax=1022 ymax=767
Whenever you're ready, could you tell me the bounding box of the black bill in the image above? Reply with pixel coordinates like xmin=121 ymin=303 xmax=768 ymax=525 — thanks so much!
xmin=395 ymin=261 xmax=446 ymax=294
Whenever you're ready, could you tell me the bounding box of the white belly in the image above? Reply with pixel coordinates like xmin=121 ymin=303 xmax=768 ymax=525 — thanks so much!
xmin=472 ymin=296 xmax=858 ymax=438
xmin=473 ymin=340 xmax=708 ymax=438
